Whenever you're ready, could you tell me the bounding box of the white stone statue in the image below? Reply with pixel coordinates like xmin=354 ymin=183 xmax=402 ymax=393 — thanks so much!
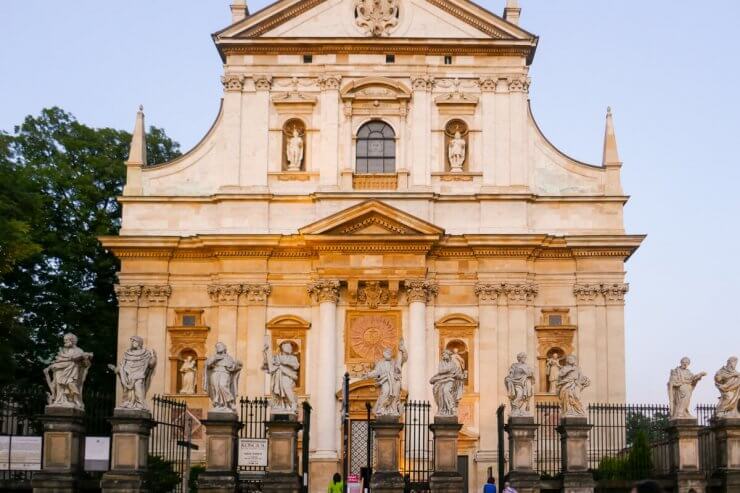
xmin=430 ymin=349 xmax=467 ymax=418
xmin=204 ymin=342 xmax=243 ymax=413
xmin=108 ymin=336 xmax=157 ymax=411
xmin=286 ymin=129 xmax=304 ymax=171
xmin=714 ymin=356 xmax=740 ymax=418
xmin=365 ymin=339 xmax=407 ymax=417
xmin=262 ymin=340 xmax=300 ymax=414
xmin=667 ymin=357 xmax=706 ymax=419
xmin=505 ymin=352 xmax=535 ymax=417
xmin=43 ymin=333 xmax=93 ymax=410
xmin=179 ymin=356 xmax=197 ymax=395
xmin=546 ymin=352 xmax=562 ymax=394
xmin=448 ymin=131 xmax=466 ymax=172
xmin=557 ymin=355 xmax=590 ymax=418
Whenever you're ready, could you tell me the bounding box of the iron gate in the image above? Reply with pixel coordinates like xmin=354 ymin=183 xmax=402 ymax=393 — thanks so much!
xmin=403 ymin=401 xmax=432 ymax=493
xmin=150 ymin=394 xmax=188 ymax=493
xmin=239 ymin=397 xmax=269 ymax=490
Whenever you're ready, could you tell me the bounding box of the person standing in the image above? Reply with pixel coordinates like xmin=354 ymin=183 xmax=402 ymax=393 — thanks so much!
xmin=502 ymin=481 xmax=518 ymax=493
xmin=482 ymin=477 xmax=497 ymax=493
xmin=328 ymin=473 xmax=343 ymax=493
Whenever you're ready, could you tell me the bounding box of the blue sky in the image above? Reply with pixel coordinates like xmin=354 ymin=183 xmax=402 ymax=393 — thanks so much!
xmin=1 ymin=0 xmax=738 ymax=404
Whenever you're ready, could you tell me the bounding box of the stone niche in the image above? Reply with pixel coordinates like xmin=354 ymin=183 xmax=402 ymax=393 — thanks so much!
xmin=535 ymin=309 xmax=576 ymax=401
xmin=266 ymin=315 xmax=310 ymax=395
xmin=344 ymin=310 xmax=402 ymax=378
xmin=436 ymin=313 xmax=478 ymax=429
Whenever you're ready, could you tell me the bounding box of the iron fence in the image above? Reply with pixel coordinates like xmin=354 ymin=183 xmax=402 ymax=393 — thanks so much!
xmin=696 ymin=404 xmax=717 ymax=479
xmin=238 ymin=397 xmax=269 ymax=476
xmin=402 ymin=400 xmax=432 ymax=492
xmin=0 ymin=385 xmax=46 ymax=482
xmin=149 ymin=394 xmax=188 ymax=493
xmin=534 ymin=403 xmax=561 ymax=478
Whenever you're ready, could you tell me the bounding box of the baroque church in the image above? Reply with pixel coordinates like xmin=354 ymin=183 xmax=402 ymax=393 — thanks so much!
xmin=101 ymin=0 xmax=643 ymax=490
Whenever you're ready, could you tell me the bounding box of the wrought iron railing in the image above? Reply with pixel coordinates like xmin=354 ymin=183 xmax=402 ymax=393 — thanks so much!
xmin=534 ymin=403 xmax=561 ymax=478
xmin=149 ymin=394 xmax=188 ymax=493
xmin=0 ymin=385 xmax=46 ymax=481
xmin=238 ymin=397 xmax=268 ymax=475
xmin=402 ymin=400 xmax=432 ymax=492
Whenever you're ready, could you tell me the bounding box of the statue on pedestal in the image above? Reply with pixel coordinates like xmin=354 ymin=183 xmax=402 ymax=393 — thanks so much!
xmin=365 ymin=340 xmax=407 ymax=417
xmin=108 ymin=336 xmax=157 ymax=411
xmin=505 ymin=352 xmax=535 ymax=416
xmin=546 ymin=352 xmax=561 ymax=394
xmin=262 ymin=340 xmax=300 ymax=414
xmin=286 ymin=129 xmax=304 ymax=171
xmin=448 ymin=131 xmax=466 ymax=172
xmin=714 ymin=356 xmax=740 ymax=418
xmin=430 ymin=349 xmax=467 ymax=417
xmin=43 ymin=333 xmax=93 ymax=410
xmin=557 ymin=355 xmax=590 ymax=418
xmin=204 ymin=342 xmax=242 ymax=413
xmin=179 ymin=356 xmax=197 ymax=395
xmin=668 ymin=357 xmax=706 ymax=419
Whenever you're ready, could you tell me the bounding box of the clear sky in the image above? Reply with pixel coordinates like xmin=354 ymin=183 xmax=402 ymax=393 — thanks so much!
xmin=1 ymin=1 xmax=738 ymax=405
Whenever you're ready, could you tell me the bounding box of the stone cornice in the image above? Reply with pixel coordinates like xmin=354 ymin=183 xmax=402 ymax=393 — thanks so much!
xmin=307 ymin=280 xmax=341 ymax=304
xmin=404 ymin=280 xmax=438 ymax=303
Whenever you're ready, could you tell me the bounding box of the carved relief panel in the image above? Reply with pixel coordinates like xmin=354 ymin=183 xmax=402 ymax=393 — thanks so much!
xmin=344 ymin=310 xmax=402 ymax=377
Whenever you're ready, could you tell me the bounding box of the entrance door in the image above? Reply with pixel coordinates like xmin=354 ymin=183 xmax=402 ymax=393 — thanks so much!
xmin=457 ymin=455 xmax=469 ymax=492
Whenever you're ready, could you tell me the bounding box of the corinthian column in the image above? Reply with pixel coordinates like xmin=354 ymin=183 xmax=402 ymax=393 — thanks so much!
xmin=141 ymin=285 xmax=172 ymax=396
xmin=404 ymin=280 xmax=438 ymax=402
xmin=307 ymin=280 xmax=341 ymax=460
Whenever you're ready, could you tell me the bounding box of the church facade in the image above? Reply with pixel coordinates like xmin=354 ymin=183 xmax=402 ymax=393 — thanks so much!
xmin=101 ymin=0 xmax=643 ymax=490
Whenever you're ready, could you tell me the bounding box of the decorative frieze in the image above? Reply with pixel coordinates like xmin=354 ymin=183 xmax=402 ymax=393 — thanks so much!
xmin=142 ymin=285 xmax=172 ymax=305
xmin=114 ymin=285 xmax=143 ymax=306
xmin=221 ymin=74 xmax=245 ymax=92
xmin=307 ymin=280 xmax=341 ymax=304
xmin=243 ymin=283 xmax=272 ymax=304
xmin=207 ymin=284 xmax=243 ymax=305
xmin=404 ymin=280 xmax=439 ymax=303
xmin=317 ymin=74 xmax=341 ymax=91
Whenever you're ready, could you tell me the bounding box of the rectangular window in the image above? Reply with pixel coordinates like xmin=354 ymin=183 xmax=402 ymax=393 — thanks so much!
xmin=386 ymin=54 xmax=395 ymax=64
xmin=444 ymin=55 xmax=453 ymax=65
xmin=548 ymin=315 xmax=563 ymax=326
xmin=182 ymin=315 xmax=197 ymax=327
xmin=303 ymin=54 xmax=313 ymax=64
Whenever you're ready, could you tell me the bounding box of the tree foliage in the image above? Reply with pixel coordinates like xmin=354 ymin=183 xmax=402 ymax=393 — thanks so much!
xmin=0 ymin=107 xmax=180 ymax=393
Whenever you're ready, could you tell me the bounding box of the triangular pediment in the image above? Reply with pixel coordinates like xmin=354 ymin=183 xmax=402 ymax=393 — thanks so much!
xmin=299 ymin=200 xmax=444 ymax=237
xmin=217 ymin=0 xmax=535 ymax=41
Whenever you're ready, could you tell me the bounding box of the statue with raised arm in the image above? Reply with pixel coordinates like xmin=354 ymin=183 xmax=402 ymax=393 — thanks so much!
xmin=448 ymin=131 xmax=466 ymax=172
xmin=286 ymin=129 xmax=304 ymax=171
xmin=546 ymin=352 xmax=561 ymax=394
xmin=108 ymin=336 xmax=157 ymax=411
xmin=204 ymin=342 xmax=243 ymax=413
xmin=668 ymin=357 xmax=707 ymax=419
xmin=557 ymin=355 xmax=590 ymax=418
xmin=262 ymin=340 xmax=300 ymax=414
xmin=714 ymin=356 xmax=740 ymax=418
xmin=505 ymin=352 xmax=535 ymax=417
xmin=179 ymin=356 xmax=197 ymax=395
xmin=43 ymin=333 xmax=93 ymax=410
xmin=430 ymin=349 xmax=467 ymax=417
xmin=365 ymin=340 xmax=407 ymax=417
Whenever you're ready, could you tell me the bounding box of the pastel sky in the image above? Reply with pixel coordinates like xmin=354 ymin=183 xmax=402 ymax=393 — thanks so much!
xmin=1 ymin=1 xmax=738 ymax=404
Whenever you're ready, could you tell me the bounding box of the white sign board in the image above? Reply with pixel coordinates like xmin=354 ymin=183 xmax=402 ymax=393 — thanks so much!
xmin=238 ymin=438 xmax=268 ymax=467
xmin=84 ymin=436 xmax=110 ymax=471
xmin=6 ymin=437 xmax=42 ymax=471
xmin=0 ymin=436 xmax=9 ymax=471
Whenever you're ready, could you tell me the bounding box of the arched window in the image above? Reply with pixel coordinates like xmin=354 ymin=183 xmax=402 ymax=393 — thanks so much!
xmin=356 ymin=121 xmax=396 ymax=173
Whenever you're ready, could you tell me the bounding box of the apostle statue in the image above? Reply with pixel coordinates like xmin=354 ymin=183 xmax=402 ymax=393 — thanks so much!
xmin=43 ymin=333 xmax=93 ymax=410
xmin=204 ymin=342 xmax=243 ymax=413
xmin=286 ymin=129 xmax=304 ymax=171
xmin=179 ymin=355 xmax=197 ymax=395
xmin=262 ymin=340 xmax=300 ymax=414
xmin=505 ymin=352 xmax=535 ymax=417
xmin=108 ymin=336 xmax=157 ymax=411
xmin=430 ymin=349 xmax=467 ymax=417
xmin=557 ymin=355 xmax=591 ymax=418
xmin=667 ymin=357 xmax=706 ymax=419
xmin=714 ymin=356 xmax=740 ymax=418
xmin=546 ymin=352 xmax=562 ymax=394
xmin=448 ymin=131 xmax=466 ymax=172
xmin=365 ymin=340 xmax=408 ymax=417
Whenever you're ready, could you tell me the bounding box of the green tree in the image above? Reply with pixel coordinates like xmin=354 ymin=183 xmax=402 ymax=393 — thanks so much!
xmin=0 ymin=107 xmax=180 ymax=393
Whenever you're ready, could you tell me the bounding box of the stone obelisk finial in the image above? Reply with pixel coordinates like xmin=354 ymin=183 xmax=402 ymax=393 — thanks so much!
xmin=504 ymin=0 xmax=521 ymax=25
xmin=123 ymin=105 xmax=146 ymax=196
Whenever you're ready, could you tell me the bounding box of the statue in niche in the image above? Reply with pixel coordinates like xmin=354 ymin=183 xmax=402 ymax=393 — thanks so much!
xmin=286 ymin=128 xmax=304 ymax=171
xmin=714 ymin=356 xmax=739 ymax=418
xmin=430 ymin=349 xmax=467 ymax=417
xmin=667 ymin=357 xmax=706 ymax=419
xmin=44 ymin=333 xmax=93 ymax=410
xmin=448 ymin=131 xmax=466 ymax=172
xmin=108 ymin=336 xmax=157 ymax=411
xmin=365 ymin=339 xmax=407 ymax=417
xmin=204 ymin=342 xmax=242 ymax=413
xmin=179 ymin=355 xmax=197 ymax=395
xmin=505 ymin=352 xmax=535 ymax=417
xmin=546 ymin=352 xmax=562 ymax=394
xmin=262 ymin=339 xmax=300 ymax=414
xmin=557 ymin=355 xmax=590 ymax=418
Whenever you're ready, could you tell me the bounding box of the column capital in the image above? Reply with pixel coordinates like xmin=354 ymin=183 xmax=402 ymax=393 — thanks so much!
xmin=404 ymin=280 xmax=438 ymax=303
xmin=242 ymin=283 xmax=271 ymax=305
xmin=573 ymin=283 xmax=601 ymax=304
xmin=477 ymin=76 xmax=497 ymax=92
xmin=474 ymin=283 xmax=500 ymax=305
xmin=114 ymin=284 xmax=142 ymax=307
xmin=141 ymin=285 xmax=172 ymax=306
xmin=207 ymin=284 xmax=243 ymax=305
xmin=504 ymin=282 xmax=538 ymax=305
xmin=307 ymin=280 xmax=340 ymax=303
xmin=253 ymin=74 xmax=273 ymax=91
xmin=221 ymin=73 xmax=245 ymax=92
xmin=507 ymin=76 xmax=531 ymax=93
xmin=410 ymin=74 xmax=435 ymax=92
xmin=317 ymin=74 xmax=342 ymax=91
xmin=602 ymin=283 xmax=629 ymax=304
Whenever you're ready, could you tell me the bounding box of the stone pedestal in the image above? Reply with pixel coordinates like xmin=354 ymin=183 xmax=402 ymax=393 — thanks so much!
xmin=199 ymin=411 xmax=242 ymax=493
xmin=429 ymin=416 xmax=463 ymax=493
xmin=557 ymin=417 xmax=595 ymax=493
xmin=666 ymin=417 xmax=707 ymax=493
xmin=263 ymin=414 xmax=302 ymax=493
xmin=505 ymin=416 xmax=540 ymax=493
xmin=711 ymin=416 xmax=740 ymax=492
xmin=370 ymin=415 xmax=405 ymax=493
xmin=32 ymin=406 xmax=86 ymax=493
xmin=100 ymin=409 xmax=155 ymax=493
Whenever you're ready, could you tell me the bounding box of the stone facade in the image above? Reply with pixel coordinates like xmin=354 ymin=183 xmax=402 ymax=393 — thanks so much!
xmin=101 ymin=1 xmax=643 ymax=491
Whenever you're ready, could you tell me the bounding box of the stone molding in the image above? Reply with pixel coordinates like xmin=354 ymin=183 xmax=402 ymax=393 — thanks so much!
xmin=474 ymin=282 xmax=538 ymax=305
xmin=243 ymin=283 xmax=272 ymax=305
xmin=141 ymin=285 xmax=172 ymax=306
xmin=221 ymin=74 xmax=245 ymax=92
xmin=573 ymin=283 xmax=629 ymax=304
xmin=114 ymin=285 xmax=143 ymax=307
xmin=410 ymin=74 xmax=435 ymax=92
xmin=404 ymin=280 xmax=439 ymax=303
xmin=318 ymin=74 xmax=341 ymax=91
xmin=207 ymin=284 xmax=243 ymax=305
xmin=307 ymin=280 xmax=341 ymax=304
xmin=253 ymin=75 xmax=273 ymax=91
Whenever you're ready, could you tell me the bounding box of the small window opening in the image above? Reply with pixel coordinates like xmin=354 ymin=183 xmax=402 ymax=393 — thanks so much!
xmin=386 ymin=54 xmax=396 ymax=64
xmin=444 ymin=55 xmax=453 ymax=65
xmin=303 ymin=54 xmax=313 ymax=64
